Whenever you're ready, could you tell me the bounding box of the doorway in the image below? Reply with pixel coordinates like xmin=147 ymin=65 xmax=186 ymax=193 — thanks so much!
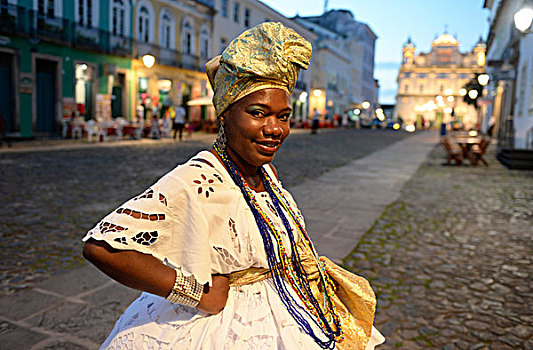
xmin=35 ymin=58 xmax=57 ymax=133
xmin=111 ymin=72 xmax=126 ymax=118
xmin=0 ymin=51 xmax=14 ymax=133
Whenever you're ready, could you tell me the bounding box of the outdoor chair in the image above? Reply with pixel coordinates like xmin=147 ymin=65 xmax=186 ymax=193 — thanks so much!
xmin=87 ymin=119 xmax=107 ymax=142
xmin=441 ymin=137 xmax=463 ymax=165
xmin=470 ymin=137 xmax=490 ymax=167
xmin=71 ymin=117 xmax=85 ymax=139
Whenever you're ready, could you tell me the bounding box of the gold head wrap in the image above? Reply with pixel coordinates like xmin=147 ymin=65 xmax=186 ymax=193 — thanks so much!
xmin=205 ymin=22 xmax=312 ymax=117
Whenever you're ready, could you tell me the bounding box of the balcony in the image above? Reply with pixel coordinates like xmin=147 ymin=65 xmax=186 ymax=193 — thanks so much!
xmin=0 ymin=4 xmax=133 ymax=56
xmin=138 ymin=42 xmax=204 ymax=72
xmin=0 ymin=4 xmax=205 ymax=72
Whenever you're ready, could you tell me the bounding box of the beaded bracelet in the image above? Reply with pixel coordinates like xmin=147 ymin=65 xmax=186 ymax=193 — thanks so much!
xmin=166 ymin=269 xmax=204 ymax=308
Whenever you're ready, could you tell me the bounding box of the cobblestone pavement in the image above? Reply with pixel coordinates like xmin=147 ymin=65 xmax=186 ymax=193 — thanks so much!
xmin=343 ymin=146 xmax=533 ymax=349
xmin=0 ymin=129 xmax=408 ymax=295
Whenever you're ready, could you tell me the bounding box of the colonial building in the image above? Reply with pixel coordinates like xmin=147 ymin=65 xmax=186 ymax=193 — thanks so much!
xmin=132 ymin=0 xmax=216 ymax=126
xmin=0 ymin=0 xmax=135 ymax=138
xmin=211 ymin=0 xmax=316 ymax=121
xmin=394 ymin=33 xmax=486 ymax=130
xmin=0 ymin=0 xmax=216 ymax=139
xmin=483 ymin=0 xmax=533 ymax=169
xmin=295 ymin=10 xmax=378 ymax=119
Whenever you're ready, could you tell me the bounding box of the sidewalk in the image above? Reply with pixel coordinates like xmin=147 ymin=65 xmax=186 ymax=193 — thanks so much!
xmin=0 ymin=131 xmax=439 ymax=349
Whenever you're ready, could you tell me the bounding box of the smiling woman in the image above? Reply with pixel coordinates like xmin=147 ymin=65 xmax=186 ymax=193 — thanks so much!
xmin=82 ymin=22 xmax=383 ymax=350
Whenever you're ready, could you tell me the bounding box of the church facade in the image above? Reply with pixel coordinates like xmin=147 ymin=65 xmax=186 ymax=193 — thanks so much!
xmin=394 ymin=33 xmax=486 ymax=130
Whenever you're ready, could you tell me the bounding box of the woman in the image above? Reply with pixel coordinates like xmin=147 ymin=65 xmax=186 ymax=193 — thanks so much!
xmin=83 ymin=22 xmax=384 ymax=349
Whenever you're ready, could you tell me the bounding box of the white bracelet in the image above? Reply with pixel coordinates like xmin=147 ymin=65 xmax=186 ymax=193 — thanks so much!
xmin=166 ymin=269 xmax=203 ymax=307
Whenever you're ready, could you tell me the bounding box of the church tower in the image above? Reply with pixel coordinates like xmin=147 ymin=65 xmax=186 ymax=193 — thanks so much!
xmin=402 ymin=37 xmax=416 ymax=65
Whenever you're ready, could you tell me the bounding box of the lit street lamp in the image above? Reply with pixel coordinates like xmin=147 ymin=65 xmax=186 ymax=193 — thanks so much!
xmin=468 ymin=89 xmax=479 ymax=99
xmin=514 ymin=6 xmax=533 ymax=33
xmin=477 ymin=73 xmax=490 ymax=86
xmin=142 ymin=54 xmax=156 ymax=68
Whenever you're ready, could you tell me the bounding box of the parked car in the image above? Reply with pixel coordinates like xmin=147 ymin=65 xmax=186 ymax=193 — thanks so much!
xmin=361 ymin=118 xmax=385 ymax=128
xmin=386 ymin=121 xmax=403 ymax=130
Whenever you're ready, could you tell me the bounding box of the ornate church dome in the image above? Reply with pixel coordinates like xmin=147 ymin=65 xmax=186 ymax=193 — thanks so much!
xmin=432 ymin=33 xmax=459 ymax=46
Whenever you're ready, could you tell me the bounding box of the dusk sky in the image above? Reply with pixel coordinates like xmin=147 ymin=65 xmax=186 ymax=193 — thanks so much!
xmin=260 ymin=0 xmax=490 ymax=104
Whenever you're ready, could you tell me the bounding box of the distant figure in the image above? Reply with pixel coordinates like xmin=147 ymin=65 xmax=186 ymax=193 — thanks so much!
xmin=311 ymin=108 xmax=319 ymax=134
xmin=341 ymin=113 xmax=349 ymax=128
xmin=149 ymin=114 xmax=160 ymax=139
xmin=173 ymin=105 xmax=186 ymax=141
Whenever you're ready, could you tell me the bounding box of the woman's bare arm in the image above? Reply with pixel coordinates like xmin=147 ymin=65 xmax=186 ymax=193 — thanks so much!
xmin=82 ymin=238 xmax=229 ymax=314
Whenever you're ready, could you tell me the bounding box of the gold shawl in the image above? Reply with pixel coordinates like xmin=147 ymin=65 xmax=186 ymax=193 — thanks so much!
xmin=229 ymin=242 xmax=376 ymax=350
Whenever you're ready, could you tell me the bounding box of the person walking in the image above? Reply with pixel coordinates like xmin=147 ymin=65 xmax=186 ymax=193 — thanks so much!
xmin=173 ymin=104 xmax=186 ymax=141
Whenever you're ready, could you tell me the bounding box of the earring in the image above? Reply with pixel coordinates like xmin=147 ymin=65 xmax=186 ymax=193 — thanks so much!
xmin=216 ymin=121 xmax=226 ymax=150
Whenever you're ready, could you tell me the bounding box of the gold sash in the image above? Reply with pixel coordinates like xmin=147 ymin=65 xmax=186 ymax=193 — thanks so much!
xmin=228 ymin=243 xmax=376 ymax=350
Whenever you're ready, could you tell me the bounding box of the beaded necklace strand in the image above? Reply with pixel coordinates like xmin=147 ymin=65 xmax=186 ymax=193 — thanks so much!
xmin=214 ymin=141 xmax=343 ymax=349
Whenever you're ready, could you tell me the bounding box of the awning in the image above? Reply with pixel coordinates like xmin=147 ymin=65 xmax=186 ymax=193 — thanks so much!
xmin=186 ymin=96 xmax=213 ymax=106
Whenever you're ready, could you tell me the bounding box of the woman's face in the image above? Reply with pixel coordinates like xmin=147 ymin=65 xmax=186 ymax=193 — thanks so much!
xmin=222 ymin=88 xmax=291 ymax=172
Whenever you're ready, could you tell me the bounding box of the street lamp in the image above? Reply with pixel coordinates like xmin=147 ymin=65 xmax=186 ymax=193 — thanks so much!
xmin=477 ymin=73 xmax=490 ymax=86
xmin=514 ymin=6 xmax=533 ymax=33
xmin=468 ymin=90 xmax=479 ymax=99
xmin=142 ymin=54 xmax=156 ymax=68
xmin=361 ymin=101 xmax=370 ymax=110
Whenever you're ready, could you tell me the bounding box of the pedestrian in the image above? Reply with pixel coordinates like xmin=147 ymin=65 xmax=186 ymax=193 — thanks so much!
xmin=173 ymin=104 xmax=186 ymax=141
xmin=82 ymin=22 xmax=383 ymax=350
xmin=311 ymin=108 xmax=319 ymax=134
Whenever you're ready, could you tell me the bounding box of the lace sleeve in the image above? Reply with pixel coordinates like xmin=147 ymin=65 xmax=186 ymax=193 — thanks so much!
xmin=82 ymin=171 xmax=214 ymax=286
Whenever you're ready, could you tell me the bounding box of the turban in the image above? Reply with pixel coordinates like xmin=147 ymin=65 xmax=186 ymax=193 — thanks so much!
xmin=205 ymin=22 xmax=312 ymax=117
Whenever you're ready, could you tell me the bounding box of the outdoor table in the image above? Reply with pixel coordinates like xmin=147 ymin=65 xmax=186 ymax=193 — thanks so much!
xmin=454 ymin=137 xmax=481 ymax=164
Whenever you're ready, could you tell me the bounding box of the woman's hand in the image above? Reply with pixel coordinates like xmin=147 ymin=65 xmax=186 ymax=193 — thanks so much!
xmin=197 ymin=275 xmax=230 ymax=314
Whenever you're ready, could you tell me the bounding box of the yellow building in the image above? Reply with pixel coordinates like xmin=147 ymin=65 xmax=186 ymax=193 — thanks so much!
xmin=132 ymin=0 xmax=216 ymax=128
xmin=394 ymin=34 xmax=486 ymax=130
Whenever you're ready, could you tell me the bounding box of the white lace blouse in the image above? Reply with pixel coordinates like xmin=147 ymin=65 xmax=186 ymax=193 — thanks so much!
xmin=83 ymin=150 xmax=384 ymax=350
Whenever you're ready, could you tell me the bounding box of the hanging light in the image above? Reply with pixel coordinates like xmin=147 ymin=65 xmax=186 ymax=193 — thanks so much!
xmin=142 ymin=54 xmax=156 ymax=68
xmin=468 ymin=90 xmax=479 ymax=99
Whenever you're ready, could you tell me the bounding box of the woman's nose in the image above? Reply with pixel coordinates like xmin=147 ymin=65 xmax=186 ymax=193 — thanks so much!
xmin=263 ymin=117 xmax=283 ymax=136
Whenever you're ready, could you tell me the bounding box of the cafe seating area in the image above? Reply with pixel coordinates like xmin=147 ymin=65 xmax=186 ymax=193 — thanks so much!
xmin=441 ymin=131 xmax=490 ymax=167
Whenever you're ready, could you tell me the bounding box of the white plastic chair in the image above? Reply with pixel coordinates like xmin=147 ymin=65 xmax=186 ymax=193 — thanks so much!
xmin=71 ymin=117 xmax=84 ymax=139
xmin=134 ymin=118 xmax=145 ymax=139
xmin=87 ymin=119 xmax=107 ymax=142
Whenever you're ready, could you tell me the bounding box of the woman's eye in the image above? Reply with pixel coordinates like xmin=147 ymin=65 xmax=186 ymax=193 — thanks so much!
xmin=249 ymin=109 xmax=265 ymax=117
xmin=279 ymin=114 xmax=291 ymax=121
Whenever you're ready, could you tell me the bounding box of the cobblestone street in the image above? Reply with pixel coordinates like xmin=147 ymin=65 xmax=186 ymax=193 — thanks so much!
xmin=0 ymin=129 xmax=407 ymax=295
xmin=344 ymin=147 xmax=533 ymax=349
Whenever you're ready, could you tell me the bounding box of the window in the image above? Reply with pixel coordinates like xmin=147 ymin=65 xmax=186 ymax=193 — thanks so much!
xmin=77 ymin=0 xmax=93 ymax=27
xmin=233 ymin=2 xmax=239 ymax=23
xmin=200 ymin=26 xmax=209 ymax=58
xmin=404 ymin=85 xmax=409 ymax=93
xmin=111 ymin=0 xmax=125 ymax=36
xmin=221 ymin=0 xmax=228 ymax=17
xmin=437 ymin=73 xmax=447 ymax=79
xmin=182 ymin=18 xmax=195 ymax=55
xmin=139 ymin=6 xmax=150 ymax=42
xmin=160 ymin=9 xmax=175 ymax=49
xmin=38 ymin=0 xmax=55 ymax=18
xmin=419 ymin=85 xmax=424 ymax=93
xmin=244 ymin=8 xmax=250 ymax=27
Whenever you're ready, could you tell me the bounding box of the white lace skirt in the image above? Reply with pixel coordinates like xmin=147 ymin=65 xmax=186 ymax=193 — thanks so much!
xmin=101 ymin=279 xmax=384 ymax=350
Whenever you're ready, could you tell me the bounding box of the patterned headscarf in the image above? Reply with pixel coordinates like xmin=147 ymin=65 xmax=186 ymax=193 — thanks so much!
xmin=206 ymin=22 xmax=312 ymax=117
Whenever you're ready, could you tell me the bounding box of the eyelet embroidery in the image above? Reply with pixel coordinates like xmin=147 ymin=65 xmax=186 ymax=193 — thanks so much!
xmin=228 ymin=218 xmax=241 ymax=252
xmin=132 ymin=231 xmax=159 ymax=246
xmin=99 ymin=221 xmax=128 ymax=234
xmin=134 ymin=189 xmax=154 ymax=201
xmin=159 ymin=193 xmax=168 ymax=206
xmin=114 ymin=237 xmax=128 ymax=245
xmin=116 ymin=208 xmax=165 ymax=221
xmin=193 ymin=174 xmax=216 ymax=198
